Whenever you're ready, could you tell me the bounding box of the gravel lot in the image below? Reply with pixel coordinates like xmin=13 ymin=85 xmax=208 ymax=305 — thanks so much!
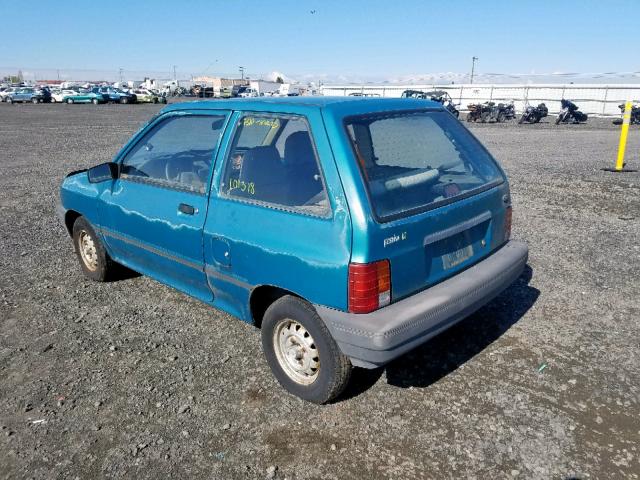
xmin=1 ymin=102 xmax=639 ymax=480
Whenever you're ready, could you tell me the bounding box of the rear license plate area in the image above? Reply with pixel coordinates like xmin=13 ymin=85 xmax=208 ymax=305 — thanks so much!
xmin=441 ymin=233 xmax=474 ymax=270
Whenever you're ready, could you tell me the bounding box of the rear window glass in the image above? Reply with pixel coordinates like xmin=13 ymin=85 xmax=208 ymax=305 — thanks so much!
xmin=345 ymin=110 xmax=504 ymax=220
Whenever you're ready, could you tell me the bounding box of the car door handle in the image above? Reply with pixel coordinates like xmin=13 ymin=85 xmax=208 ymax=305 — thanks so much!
xmin=178 ymin=203 xmax=196 ymax=215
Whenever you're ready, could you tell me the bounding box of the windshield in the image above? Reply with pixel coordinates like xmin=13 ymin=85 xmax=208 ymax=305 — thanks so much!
xmin=345 ymin=110 xmax=504 ymax=220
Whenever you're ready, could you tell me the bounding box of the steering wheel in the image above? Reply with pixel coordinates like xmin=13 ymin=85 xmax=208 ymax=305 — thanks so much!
xmin=165 ymin=157 xmax=181 ymax=182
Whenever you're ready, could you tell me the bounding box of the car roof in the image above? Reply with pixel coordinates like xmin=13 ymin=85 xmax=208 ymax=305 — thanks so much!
xmin=161 ymin=96 xmax=444 ymax=117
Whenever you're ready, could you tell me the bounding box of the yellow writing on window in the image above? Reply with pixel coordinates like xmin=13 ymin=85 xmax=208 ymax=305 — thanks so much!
xmin=229 ymin=178 xmax=256 ymax=195
xmin=243 ymin=117 xmax=280 ymax=129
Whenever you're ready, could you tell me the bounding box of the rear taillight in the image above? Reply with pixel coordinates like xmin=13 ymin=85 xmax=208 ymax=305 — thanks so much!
xmin=348 ymin=260 xmax=391 ymax=314
xmin=504 ymin=206 xmax=512 ymax=241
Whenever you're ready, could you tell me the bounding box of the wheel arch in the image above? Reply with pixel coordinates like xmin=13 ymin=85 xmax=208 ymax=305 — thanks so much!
xmin=249 ymin=284 xmax=302 ymax=328
xmin=64 ymin=209 xmax=82 ymax=236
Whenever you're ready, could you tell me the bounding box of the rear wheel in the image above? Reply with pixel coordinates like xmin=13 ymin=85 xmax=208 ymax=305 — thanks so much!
xmin=555 ymin=114 xmax=562 ymax=125
xmin=92 ymin=98 xmax=99 ymax=105
xmin=497 ymin=112 xmax=506 ymax=123
xmin=120 ymin=97 xmax=129 ymax=104
xmin=32 ymin=97 xmax=39 ymax=104
xmin=67 ymin=98 xmax=74 ymax=104
xmin=261 ymin=295 xmax=352 ymax=404
xmin=72 ymin=216 xmax=115 ymax=282
xmin=6 ymin=97 xmax=13 ymax=104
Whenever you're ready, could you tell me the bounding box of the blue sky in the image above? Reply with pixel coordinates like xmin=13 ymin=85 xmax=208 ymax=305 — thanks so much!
xmin=1 ymin=0 xmax=638 ymax=81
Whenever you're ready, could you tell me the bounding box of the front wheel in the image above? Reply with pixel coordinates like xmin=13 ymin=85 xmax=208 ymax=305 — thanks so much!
xmin=32 ymin=97 xmax=39 ymax=104
xmin=261 ymin=296 xmax=352 ymax=404
xmin=518 ymin=114 xmax=527 ymax=124
xmin=555 ymin=114 xmax=563 ymax=125
xmin=120 ymin=97 xmax=129 ymax=104
xmin=67 ymin=98 xmax=74 ymax=104
xmin=92 ymin=98 xmax=99 ymax=105
xmin=72 ymin=216 xmax=115 ymax=282
xmin=6 ymin=97 xmax=13 ymax=104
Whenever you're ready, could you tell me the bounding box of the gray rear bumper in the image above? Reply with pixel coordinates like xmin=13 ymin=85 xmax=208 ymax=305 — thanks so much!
xmin=315 ymin=240 xmax=529 ymax=368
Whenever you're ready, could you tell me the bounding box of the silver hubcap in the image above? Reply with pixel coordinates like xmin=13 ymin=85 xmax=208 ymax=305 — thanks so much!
xmin=273 ymin=319 xmax=320 ymax=385
xmin=78 ymin=230 xmax=98 ymax=271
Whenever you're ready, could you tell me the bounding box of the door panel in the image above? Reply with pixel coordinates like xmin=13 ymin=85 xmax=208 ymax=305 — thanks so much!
xmin=203 ymin=109 xmax=353 ymax=321
xmin=98 ymin=110 xmax=230 ymax=301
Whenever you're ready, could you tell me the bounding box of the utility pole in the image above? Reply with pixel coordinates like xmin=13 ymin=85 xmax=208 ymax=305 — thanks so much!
xmin=470 ymin=56 xmax=478 ymax=84
xmin=239 ymin=66 xmax=245 ymax=80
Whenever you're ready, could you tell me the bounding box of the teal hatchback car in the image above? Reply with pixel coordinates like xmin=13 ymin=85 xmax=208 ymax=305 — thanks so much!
xmin=58 ymin=97 xmax=528 ymax=403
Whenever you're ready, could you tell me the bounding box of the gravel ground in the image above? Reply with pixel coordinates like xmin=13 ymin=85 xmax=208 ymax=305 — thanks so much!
xmin=0 ymin=102 xmax=639 ymax=480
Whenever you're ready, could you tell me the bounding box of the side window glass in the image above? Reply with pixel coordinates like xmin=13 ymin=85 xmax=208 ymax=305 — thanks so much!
xmin=221 ymin=114 xmax=329 ymax=216
xmin=121 ymin=114 xmax=226 ymax=193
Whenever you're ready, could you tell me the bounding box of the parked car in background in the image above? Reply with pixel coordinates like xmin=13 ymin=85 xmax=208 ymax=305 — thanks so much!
xmin=58 ymin=97 xmax=528 ymax=404
xmin=0 ymin=87 xmax=19 ymax=102
xmin=218 ymin=87 xmax=232 ymax=98
xmin=231 ymin=84 xmax=249 ymax=97
xmin=5 ymin=87 xmax=48 ymax=104
xmin=52 ymin=89 xmax=80 ymax=103
xmin=133 ymin=88 xmax=167 ymax=104
xmin=238 ymin=87 xmax=259 ymax=98
xmin=63 ymin=89 xmax=107 ymax=104
xmin=34 ymin=86 xmax=52 ymax=103
xmin=91 ymin=86 xmax=137 ymax=104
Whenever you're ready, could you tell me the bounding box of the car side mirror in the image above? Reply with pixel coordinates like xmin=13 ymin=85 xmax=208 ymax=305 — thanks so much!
xmin=87 ymin=162 xmax=119 ymax=183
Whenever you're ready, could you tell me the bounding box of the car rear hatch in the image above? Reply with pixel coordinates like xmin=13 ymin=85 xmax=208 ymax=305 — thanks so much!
xmin=374 ymin=184 xmax=510 ymax=302
xmin=344 ymin=108 xmax=511 ymax=304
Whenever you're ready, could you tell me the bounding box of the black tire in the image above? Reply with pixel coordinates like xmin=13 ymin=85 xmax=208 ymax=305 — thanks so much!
xmin=518 ymin=114 xmax=526 ymax=124
xmin=555 ymin=114 xmax=562 ymax=125
xmin=92 ymin=98 xmax=99 ymax=105
xmin=72 ymin=216 xmax=114 ymax=282
xmin=67 ymin=98 xmax=74 ymax=104
xmin=120 ymin=97 xmax=129 ymax=104
xmin=6 ymin=97 xmax=13 ymax=104
xmin=497 ymin=112 xmax=506 ymax=123
xmin=480 ymin=112 xmax=490 ymax=123
xmin=32 ymin=97 xmax=39 ymax=104
xmin=261 ymin=295 xmax=352 ymax=404
xmin=466 ymin=113 xmax=473 ymax=122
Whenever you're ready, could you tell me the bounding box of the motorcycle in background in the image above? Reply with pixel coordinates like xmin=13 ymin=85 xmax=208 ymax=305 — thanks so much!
xmin=401 ymin=89 xmax=460 ymax=118
xmin=612 ymin=103 xmax=640 ymax=125
xmin=467 ymin=102 xmax=492 ymax=122
xmin=519 ymin=103 xmax=549 ymax=124
xmin=556 ymin=99 xmax=588 ymax=124
xmin=426 ymin=90 xmax=460 ymax=118
xmin=496 ymin=102 xmax=516 ymax=122
xmin=467 ymin=101 xmax=514 ymax=123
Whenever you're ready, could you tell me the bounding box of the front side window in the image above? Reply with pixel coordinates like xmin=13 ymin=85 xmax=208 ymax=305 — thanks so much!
xmin=220 ymin=114 xmax=329 ymax=216
xmin=345 ymin=110 xmax=504 ymax=220
xmin=121 ymin=114 xmax=226 ymax=193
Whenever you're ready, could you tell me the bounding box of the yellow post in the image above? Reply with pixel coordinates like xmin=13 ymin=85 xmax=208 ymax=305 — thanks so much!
xmin=616 ymin=101 xmax=633 ymax=171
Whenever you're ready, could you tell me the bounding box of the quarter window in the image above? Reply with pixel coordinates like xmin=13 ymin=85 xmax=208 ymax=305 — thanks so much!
xmin=221 ymin=114 xmax=329 ymax=216
xmin=120 ymin=114 xmax=226 ymax=193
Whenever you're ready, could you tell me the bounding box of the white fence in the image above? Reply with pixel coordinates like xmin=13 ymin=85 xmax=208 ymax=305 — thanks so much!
xmin=320 ymin=84 xmax=640 ymax=116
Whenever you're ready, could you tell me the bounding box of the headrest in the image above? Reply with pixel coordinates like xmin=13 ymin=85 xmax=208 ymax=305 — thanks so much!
xmin=283 ymin=131 xmax=315 ymax=167
xmin=240 ymin=145 xmax=284 ymax=183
